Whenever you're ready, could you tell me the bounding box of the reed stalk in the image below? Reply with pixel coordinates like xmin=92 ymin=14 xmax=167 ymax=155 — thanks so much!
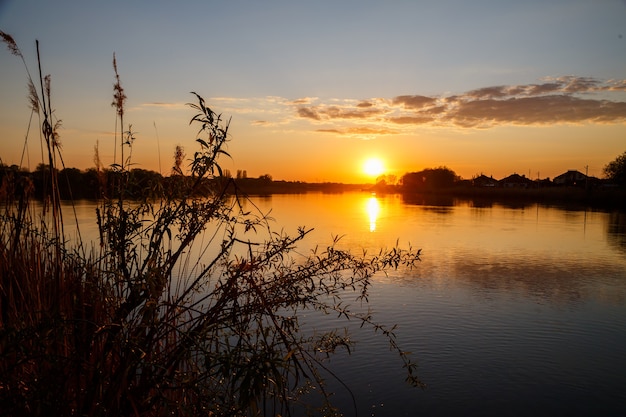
xmin=1 ymin=33 xmax=423 ymax=417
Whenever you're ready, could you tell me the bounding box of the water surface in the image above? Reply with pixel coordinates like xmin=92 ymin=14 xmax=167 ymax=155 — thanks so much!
xmin=63 ymin=193 xmax=626 ymax=416
xmin=249 ymin=193 xmax=626 ymax=417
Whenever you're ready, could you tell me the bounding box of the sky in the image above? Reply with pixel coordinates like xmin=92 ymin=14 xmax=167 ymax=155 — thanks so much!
xmin=1 ymin=0 xmax=625 ymax=183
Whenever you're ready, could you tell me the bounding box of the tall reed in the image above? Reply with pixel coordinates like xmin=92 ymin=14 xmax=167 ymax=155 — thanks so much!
xmin=0 ymin=33 xmax=423 ymax=417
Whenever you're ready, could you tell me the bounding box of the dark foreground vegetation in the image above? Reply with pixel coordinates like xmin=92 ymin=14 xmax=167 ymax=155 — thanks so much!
xmin=0 ymin=34 xmax=423 ymax=417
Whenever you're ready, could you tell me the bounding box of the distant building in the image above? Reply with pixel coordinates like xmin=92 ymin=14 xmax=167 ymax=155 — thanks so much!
xmin=473 ymin=174 xmax=498 ymax=187
xmin=553 ymin=170 xmax=587 ymax=187
xmin=499 ymin=173 xmax=535 ymax=188
xmin=536 ymin=177 xmax=553 ymax=188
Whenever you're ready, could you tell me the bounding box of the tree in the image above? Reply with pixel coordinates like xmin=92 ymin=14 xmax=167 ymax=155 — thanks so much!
xmin=58 ymin=167 xmax=84 ymax=199
xmin=604 ymin=150 xmax=626 ymax=186
xmin=401 ymin=166 xmax=458 ymax=191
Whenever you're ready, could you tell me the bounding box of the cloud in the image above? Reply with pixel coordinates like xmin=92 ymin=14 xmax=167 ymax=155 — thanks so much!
xmin=387 ymin=115 xmax=435 ymax=125
xmin=290 ymin=97 xmax=317 ymax=105
xmin=392 ymin=95 xmax=437 ymax=109
xmin=198 ymin=77 xmax=625 ymax=140
xmin=450 ymin=95 xmax=626 ymax=127
xmin=357 ymin=100 xmax=375 ymax=108
xmin=296 ymin=104 xmax=386 ymax=121
xmin=316 ymin=126 xmax=397 ymax=138
xmin=297 ymin=107 xmax=321 ymax=120
xmin=291 ymin=76 xmax=626 ymax=131
xmin=455 ymin=77 xmax=615 ymax=101
xmin=345 ymin=127 xmax=397 ymax=135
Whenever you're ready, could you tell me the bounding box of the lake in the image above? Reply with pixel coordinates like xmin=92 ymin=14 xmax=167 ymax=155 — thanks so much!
xmin=65 ymin=193 xmax=626 ymax=416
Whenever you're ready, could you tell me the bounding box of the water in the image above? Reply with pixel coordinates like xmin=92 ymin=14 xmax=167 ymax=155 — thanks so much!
xmin=63 ymin=193 xmax=626 ymax=416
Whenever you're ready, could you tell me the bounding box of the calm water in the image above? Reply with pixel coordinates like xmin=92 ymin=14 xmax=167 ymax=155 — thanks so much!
xmin=246 ymin=193 xmax=626 ymax=417
xmin=65 ymin=193 xmax=626 ymax=416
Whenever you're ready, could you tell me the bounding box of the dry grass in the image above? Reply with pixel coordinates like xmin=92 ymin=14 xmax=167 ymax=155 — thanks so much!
xmin=1 ymin=34 xmax=423 ymax=417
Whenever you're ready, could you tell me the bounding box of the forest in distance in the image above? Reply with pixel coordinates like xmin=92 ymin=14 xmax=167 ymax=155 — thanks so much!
xmin=2 ymin=155 xmax=625 ymax=210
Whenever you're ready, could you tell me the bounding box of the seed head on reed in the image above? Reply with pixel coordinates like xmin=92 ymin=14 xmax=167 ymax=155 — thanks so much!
xmin=27 ymin=80 xmax=40 ymax=113
xmin=172 ymin=145 xmax=185 ymax=175
xmin=111 ymin=53 xmax=126 ymax=118
xmin=0 ymin=30 xmax=22 ymax=57
xmin=52 ymin=120 xmax=62 ymax=148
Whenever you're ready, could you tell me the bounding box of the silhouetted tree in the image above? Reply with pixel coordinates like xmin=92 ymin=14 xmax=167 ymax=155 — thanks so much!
xmin=401 ymin=166 xmax=457 ymax=191
xmin=604 ymin=150 xmax=626 ymax=186
xmin=59 ymin=167 xmax=84 ymax=199
xmin=31 ymin=163 xmax=59 ymax=199
xmin=128 ymin=168 xmax=163 ymax=198
xmin=83 ymin=168 xmax=104 ymax=198
xmin=377 ymin=174 xmax=397 ymax=186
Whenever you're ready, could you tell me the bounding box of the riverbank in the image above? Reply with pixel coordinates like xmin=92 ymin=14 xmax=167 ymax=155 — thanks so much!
xmin=235 ymin=180 xmax=626 ymax=211
xmin=2 ymin=165 xmax=624 ymax=210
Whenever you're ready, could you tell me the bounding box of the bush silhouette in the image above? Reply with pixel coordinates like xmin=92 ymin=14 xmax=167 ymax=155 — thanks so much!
xmin=0 ymin=32 xmax=423 ymax=417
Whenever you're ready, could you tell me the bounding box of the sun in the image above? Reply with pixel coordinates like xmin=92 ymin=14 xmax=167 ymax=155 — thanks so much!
xmin=363 ymin=157 xmax=385 ymax=178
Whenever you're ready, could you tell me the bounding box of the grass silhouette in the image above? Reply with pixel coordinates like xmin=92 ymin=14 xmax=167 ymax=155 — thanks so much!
xmin=0 ymin=32 xmax=423 ymax=417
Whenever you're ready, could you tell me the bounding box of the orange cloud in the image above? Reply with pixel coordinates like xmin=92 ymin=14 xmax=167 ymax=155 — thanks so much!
xmin=297 ymin=107 xmax=321 ymax=120
xmin=449 ymin=95 xmax=626 ymax=127
xmin=296 ymin=104 xmax=386 ymax=121
xmin=208 ymin=77 xmax=626 ymax=140
xmin=289 ymin=97 xmax=317 ymax=105
xmin=392 ymin=95 xmax=437 ymax=109
xmin=292 ymin=76 xmax=626 ymax=130
xmin=387 ymin=115 xmax=435 ymax=125
xmin=316 ymin=126 xmax=397 ymax=138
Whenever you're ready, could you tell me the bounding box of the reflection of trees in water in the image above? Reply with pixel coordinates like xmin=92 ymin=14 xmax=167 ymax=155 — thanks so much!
xmin=467 ymin=199 xmax=494 ymax=209
xmin=389 ymin=253 xmax=626 ymax=306
xmin=401 ymin=193 xmax=455 ymax=209
xmin=606 ymin=211 xmax=626 ymax=254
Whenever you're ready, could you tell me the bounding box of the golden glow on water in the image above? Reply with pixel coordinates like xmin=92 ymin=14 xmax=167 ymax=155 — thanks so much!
xmin=365 ymin=195 xmax=381 ymax=232
xmin=57 ymin=195 xmax=626 ymax=416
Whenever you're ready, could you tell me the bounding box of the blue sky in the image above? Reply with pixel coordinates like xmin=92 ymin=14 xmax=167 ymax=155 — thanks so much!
xmin=1 ymin=0 xmax=625 ymax=182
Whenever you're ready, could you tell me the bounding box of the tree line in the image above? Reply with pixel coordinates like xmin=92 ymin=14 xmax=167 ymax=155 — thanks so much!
xmin=380 ymin=150 xmax=626 ymax=192
xmin=1 ymin=151 xmax=624 ymax=200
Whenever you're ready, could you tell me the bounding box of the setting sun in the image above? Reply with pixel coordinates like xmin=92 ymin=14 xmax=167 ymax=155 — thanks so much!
xmin=363 ymin=158 xmax=385 ymax=178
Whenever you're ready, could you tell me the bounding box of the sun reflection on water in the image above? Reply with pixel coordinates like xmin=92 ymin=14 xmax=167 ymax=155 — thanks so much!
xmin=366 ymin=195 xmax=380 ymax=232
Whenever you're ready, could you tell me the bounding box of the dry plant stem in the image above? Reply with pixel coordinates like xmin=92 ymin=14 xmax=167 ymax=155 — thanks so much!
xmin=0 ymin=34 xmax=424 ymax=417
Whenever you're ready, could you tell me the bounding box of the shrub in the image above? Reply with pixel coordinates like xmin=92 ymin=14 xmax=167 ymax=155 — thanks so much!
xmin=0 ymin=33 xmax=423 ymax=417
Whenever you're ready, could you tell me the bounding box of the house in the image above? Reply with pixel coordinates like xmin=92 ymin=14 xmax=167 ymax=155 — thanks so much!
xmin=499 ymin=173 xmax=535 ymax=188
xmin=553 ymin=170 xmax=587 ymax=187
xmin=473 ymin=174 xmax=498 ymax=187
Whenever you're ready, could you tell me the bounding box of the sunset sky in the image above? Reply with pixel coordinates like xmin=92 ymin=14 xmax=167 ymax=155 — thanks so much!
xmin=1 ymin=0 xmax=625 ymax=183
